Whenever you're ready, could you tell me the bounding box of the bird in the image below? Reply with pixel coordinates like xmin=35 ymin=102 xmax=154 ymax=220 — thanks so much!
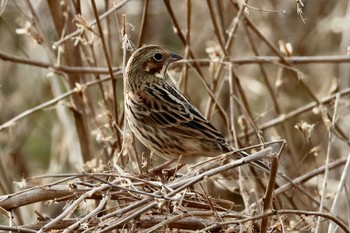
xmin=124 ymin=45 xmax=269 ymax=170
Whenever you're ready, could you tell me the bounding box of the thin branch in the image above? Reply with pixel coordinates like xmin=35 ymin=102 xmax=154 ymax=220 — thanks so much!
xmin=137 ymin=0 xmax=149 ymax=47
xmin=316 ymin=93 xmax=341 ymax=232
xmin=52 ymin=0 xmax=130 ymax=48
xmin=203 ymin=209 xmax=350 ymax=233
xmin=0 ymin=75 xmax=121 ymax=131
xmin=90 ymin=0 xmax=121 ymax=149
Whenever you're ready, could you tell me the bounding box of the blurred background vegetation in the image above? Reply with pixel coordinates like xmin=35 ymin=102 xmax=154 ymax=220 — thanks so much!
xmin=0 ymin=0 xmax=350 ymax=232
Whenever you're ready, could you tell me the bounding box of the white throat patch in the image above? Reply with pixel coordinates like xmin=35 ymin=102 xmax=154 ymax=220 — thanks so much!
xmin=154 ymin=64 xmax=168 ymax=79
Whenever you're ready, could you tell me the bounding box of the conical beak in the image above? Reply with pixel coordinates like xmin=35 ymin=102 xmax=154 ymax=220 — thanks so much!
xmin=168 ymin=52 xmax=183 ymax=63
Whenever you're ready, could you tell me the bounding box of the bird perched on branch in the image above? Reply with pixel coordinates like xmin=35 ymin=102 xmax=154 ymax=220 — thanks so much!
xmin=124 ymin=45 xmax=269 ymax=170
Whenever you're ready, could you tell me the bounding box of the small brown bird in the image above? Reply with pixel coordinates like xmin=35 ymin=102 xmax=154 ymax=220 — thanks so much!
xmin=124 ymin=45 xmax=267 ymax=168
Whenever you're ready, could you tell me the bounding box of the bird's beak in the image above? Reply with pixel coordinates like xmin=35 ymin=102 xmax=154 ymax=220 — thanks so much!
xmin=168 ymin=52 xmax=183 ymax=63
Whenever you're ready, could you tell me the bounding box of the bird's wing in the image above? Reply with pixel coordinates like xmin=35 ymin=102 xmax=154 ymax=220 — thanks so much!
xmin=130 ymin=82 xmax=272 ymax=172
xmin=131 ymin=82 xmax=228 ymax=144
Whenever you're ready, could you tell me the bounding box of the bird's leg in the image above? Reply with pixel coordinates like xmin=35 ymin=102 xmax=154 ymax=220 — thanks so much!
xmin=147 ymin=159 xmax=176 ymax=176
xmin=162 ymin=163 xmax=185 ymax=180
xmin=147 ymin=159 xmax=185 ymax=179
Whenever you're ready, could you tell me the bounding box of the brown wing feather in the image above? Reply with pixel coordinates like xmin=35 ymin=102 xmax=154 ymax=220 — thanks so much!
xmin=131 ymin=80 xmax=230 ymax=148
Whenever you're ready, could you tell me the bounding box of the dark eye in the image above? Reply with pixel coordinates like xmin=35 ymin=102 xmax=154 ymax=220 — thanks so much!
xmin=153 ymin=53 xmax=163 ymax=61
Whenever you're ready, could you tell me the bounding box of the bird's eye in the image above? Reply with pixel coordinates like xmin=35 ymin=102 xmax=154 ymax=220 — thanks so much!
xmin=153 ymin=53 xmax=163 ymax=61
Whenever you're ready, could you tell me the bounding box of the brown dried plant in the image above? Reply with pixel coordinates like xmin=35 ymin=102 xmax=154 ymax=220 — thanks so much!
xmin=0 ymin=1 xmax=349 ymax=232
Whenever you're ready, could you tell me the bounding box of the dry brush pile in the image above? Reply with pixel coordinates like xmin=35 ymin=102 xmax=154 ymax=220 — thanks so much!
xmin=0 ymin=0 xmax=350 ymax=232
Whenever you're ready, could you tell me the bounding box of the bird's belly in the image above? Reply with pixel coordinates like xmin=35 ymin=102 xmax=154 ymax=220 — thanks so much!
xmin=125 ymin=98 xmax=163 ymax=155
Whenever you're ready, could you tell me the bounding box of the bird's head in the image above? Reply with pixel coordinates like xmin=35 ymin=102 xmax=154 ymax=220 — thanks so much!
xmin=124 ymin=45 xmax=182 ymax=91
